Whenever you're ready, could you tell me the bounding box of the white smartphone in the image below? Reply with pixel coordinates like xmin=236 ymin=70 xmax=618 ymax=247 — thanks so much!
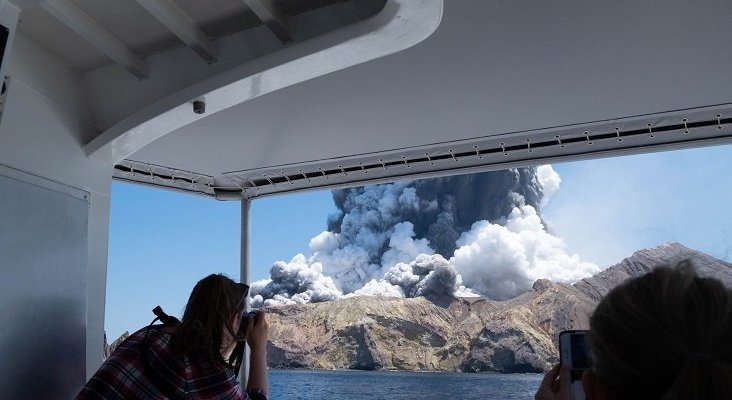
xmin=559 ymin=330 xmax=591 ymax=400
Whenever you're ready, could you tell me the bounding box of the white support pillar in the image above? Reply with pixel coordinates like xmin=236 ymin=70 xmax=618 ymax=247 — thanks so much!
xmin=239 ymin=197 xmax=251 ymax=389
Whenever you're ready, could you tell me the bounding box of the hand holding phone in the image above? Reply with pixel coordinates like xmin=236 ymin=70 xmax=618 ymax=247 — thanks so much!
xmin=534 ymin=364 xmax=571 ymax=400
xmin=559 ymin=330 xmax=592 ymax=400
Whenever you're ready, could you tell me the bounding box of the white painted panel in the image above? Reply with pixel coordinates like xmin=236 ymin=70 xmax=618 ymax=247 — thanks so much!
xmin=0 ymin=167 xmax=88 ymax=398
xmin=0 ymin=34 xmax=114 ymax=378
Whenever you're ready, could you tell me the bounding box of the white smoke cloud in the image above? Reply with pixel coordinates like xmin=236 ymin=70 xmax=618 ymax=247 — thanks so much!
xmin=537 ymin=165 xmax=561 ymax=206
xmin=351 ymin=278 xmax=405 ymax=297
xmin=451 ymin=204 xmax=599 ymax=300
xmin=380 ymin=222 xmax=434 ymax=271
xmin=250 ymin=166 xmax=599 ymax=307
xmin=309 ymin=231 xmax=339 ymax=253
xmin=316 ymin=182 xmax=424 ymax=293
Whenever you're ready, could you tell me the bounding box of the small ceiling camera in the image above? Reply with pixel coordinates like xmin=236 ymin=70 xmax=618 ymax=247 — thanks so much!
xmin=193 ymin=100 xmax=205 ymax=115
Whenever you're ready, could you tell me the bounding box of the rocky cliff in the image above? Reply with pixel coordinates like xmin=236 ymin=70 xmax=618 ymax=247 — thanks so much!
xmin=573 ymin=243 xmax=732 ymax=302
xmin=264 ymin=243 xmax=731 ymax=373
xmin=103 ymin=331 xmax=129 ymax=360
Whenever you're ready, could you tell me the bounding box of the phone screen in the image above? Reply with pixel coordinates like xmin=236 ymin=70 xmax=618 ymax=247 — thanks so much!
xmin=559 ymin=330 xmax=592 ymax=400
xmin=570 ymin=333 xmax=590 ymax=369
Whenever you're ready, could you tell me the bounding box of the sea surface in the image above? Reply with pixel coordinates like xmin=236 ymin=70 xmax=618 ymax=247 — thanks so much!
xmin=268 ymin=369 xmax=543 ymax=400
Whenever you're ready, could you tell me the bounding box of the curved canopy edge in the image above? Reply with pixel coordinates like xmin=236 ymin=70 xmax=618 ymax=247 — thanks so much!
xmin=85 ymin=0 xmax=443 ymax=164
xmin=113 ymin=103 xmax=732 ymax=199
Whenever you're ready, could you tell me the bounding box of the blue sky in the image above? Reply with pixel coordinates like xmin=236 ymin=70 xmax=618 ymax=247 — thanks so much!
xmin=105 ymin=144 xmax=732 ymax=341
xmin=544 ymin=145 xmax=732 ymax=267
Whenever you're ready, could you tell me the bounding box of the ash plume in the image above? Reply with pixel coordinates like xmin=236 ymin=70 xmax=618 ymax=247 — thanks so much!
xmin=250 ymin=166 xmax=598 ymax=307
xmin=327 ymin=168 xmax=542 ymax=257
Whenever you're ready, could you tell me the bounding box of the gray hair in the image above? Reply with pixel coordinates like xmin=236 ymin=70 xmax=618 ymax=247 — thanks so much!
xmin=588 ymin=261 xmax=732 ymax=399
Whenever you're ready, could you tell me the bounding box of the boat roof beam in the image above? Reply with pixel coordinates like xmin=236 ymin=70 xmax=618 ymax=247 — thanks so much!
xmin=242 ymin=0 xmax=292 ymax=43
xmin=8 ymin=0 xmax=44 ymax=9
xmin=135 ymin=0 xmax=217 ymax=63
xmin=39 ymin=0 xmax=149 ymax=79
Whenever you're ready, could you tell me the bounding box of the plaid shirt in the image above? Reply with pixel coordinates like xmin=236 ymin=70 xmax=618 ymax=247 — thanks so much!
xmin=77 ymin=326 xmax=266 ymax=400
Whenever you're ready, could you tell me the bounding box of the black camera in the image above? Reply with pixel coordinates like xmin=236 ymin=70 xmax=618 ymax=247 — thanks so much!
xmin=238 ymin=311 xmax=258 ymax=338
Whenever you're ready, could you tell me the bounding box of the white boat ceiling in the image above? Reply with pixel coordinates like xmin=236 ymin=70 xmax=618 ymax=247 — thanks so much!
xmin=15 ymin=0 xmax=732 ymax=199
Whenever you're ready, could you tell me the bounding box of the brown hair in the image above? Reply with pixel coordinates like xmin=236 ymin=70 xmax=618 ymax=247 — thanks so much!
xmin=588 ymin=261 xmax=732 ymax=399
xmin=170 ymin=274 xmax=248 ymax=367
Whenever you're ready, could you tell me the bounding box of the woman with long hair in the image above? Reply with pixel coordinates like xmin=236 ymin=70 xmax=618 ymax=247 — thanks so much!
xmin=78 ymin=274 xmax=269 ymax=400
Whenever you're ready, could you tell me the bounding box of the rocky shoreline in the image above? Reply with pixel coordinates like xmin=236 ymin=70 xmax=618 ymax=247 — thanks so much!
xmin=264 ymin=243 xmax=731 ymax=373
xmin=106 ymin=243 xmax=731 ymax=373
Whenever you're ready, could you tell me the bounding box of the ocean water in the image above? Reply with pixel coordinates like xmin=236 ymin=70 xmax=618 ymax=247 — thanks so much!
xmin=268 ymin=369 xmax=543 ymax=400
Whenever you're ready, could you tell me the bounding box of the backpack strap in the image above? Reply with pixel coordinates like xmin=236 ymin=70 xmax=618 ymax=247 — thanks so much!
xmin=229 ymin=341 xmax=245 ymax=375
xmin=152 ymin=305 xmax=181 ymax=326
xmin=141 ymin=306 xmax=184 ymax=399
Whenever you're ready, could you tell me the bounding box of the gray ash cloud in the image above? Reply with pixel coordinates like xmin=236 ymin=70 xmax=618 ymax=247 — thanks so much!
xmin=328 ymin=168 xmax=543 ymax=258
xmin=250 ymin=166 xmax=598 ymax=306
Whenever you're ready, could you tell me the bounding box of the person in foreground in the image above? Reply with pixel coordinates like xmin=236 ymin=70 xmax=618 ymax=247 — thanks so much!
xmin=536 ymin=261 xmax=732 ymax=400
xmin=77 ymin=274 xmax=269 ymax=400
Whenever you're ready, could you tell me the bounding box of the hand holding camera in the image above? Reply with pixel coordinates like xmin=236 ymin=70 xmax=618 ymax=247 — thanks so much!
xmin=241 ymin=311 xmax=269 ymax=351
